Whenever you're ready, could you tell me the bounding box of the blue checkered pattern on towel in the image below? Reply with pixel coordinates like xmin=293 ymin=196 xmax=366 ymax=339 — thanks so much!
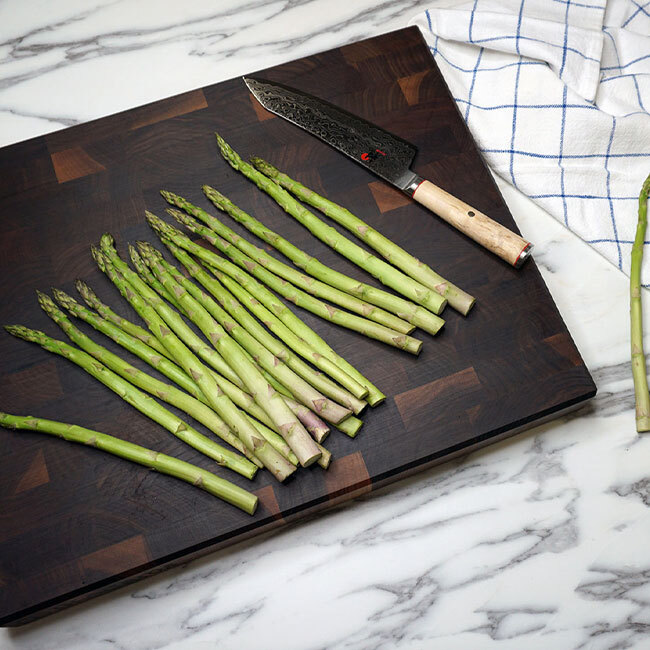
xmin=410 ymin=0 xmax=650 ymax=281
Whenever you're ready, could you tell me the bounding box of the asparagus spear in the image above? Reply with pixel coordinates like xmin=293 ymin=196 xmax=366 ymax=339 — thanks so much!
xmin=54 ymin=288 xmax=298 ymax=458
xmin=129 ymin=244 xmax=184 ymax=312
xmin=315 ymin=442 xmax=332 ymax=469
xmin=76 ymin=280 xmax=173 ymax=360
xmin=93 ymin=244 xmax=242 ymax=389
xmin=136 ymin=242 xmax=340 ymax=442
xmin=94 ymin=245 xmax=296 ymax=481
xmin=55 ymin=287 xmax=207 ymax=403
xmin=136 ymin=246 xmax=363 ymax=439
xmin=631 ymin=174 xmax=650 ymax=432
xmin=137 ymin=244 xmax=336 ymax=440
xmin=100 ymin=236 xmax=321 ymax=469
xmin=250 ymin=158 xmax=476 ymax=316
xmin=135 ymin=241 xmax=324 ymax=464
xmin=141 ymin=240 xmax=366 ymax=415
xmin=0 ymin=412 xmax=257 ymax=514
xmin=38 ymin=290 xmax=262 ymax=470
xmin=204 ymin=266 xmax=367 ymax=436
xmin=216 ymin=133 xmax=447 ymax=316
xmin=162 ymin=239 xmax=367 ymax=401
xmin=199 ymin=186 xmax=446 ymax=335
xmin=78 ymin=273 xmax=285 ymax=437
xmin=5 ymin=325 xmax=257 ymax=479
xmin=162 ymin=190 xmax=415 ymax=335
xmin=167 ymin=208 xmax=423 ymax=356
xmin=138 ymin=241 xmax=351 ymax=428
xmin=146 ymin=213 xmax=385 ymax=406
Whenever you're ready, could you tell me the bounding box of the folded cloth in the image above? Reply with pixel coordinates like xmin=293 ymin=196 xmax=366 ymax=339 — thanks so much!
xmin=410 ymin=0 xmax=650 ymax=281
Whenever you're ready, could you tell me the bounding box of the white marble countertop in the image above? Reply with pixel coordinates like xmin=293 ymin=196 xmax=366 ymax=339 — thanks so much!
xmin=2 ymin=2 xmax=649 ymax=648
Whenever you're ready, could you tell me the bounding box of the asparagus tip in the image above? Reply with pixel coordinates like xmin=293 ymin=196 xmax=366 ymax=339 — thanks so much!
xmin=52 ymin=287 xmax=75 ymax=308
xmin=167 ymin=207 xmax=194 ymax=228
xmin=202 ymin=185 xmax=227 ymax=211
xmin=36 ymin=290 xmax=56 ymax=312
xmin=99 ymin=233 xmax=116 ymax=249
xmin=90 ymin=245 xmax=106 ymax=270
xmin=5 ymin=324 xmax=41 ymax=342
xmin=75 ymin=279 xmax=94 ymax=300
xmin=139 ymin=241 xmax=161 ymax=261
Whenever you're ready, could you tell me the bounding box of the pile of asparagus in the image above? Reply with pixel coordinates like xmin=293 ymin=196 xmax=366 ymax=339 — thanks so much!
xmin=2 ymin=133 xmax=474 ymax=515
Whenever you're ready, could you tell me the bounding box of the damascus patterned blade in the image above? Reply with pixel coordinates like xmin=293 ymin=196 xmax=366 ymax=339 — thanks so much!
xmin=244 ymin=76 xmax=419 ymax=191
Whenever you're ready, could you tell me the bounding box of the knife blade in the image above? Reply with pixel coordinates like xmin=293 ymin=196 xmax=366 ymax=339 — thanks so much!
xmin=244 ymin=76 xmax=532 ymax=268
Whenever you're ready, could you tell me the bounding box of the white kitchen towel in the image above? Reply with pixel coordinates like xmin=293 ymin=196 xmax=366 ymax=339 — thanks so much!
xmin=410 ymin=0 xmax=650 ymax=281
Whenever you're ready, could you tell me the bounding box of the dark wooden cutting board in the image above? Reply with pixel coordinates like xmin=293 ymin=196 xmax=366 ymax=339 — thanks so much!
xmin=0 ymin=27 xmax=595 ymax=626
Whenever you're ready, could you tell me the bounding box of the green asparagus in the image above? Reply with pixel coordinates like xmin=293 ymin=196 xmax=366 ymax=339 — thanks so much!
xmin=200 ymin=185 xmax=446 ymax=335
xmin=140 ymin=240 xmax=365 ymax=416
xmin=162 ymin=190 xmax=415 ymax=335
xmin=5 ymin=325 xmax=257 ymax=479
xmin=145 ymin=212 xmax=385 ymax=406
xmin=216 ymin=133 xmax=447 ymax=316
xmin=631 ymin=174 xmax=650 ymax=432
xmin=250 ymin=158 xmax=476 ymax=315
xmin=129 ymin=243 xmax=185 ymax=312
xmin=0 ymin=412 xmax=257 ymax=514
xmin=57 ymin=289 xmax=303 ymax=464
xmin=93 ymin=244 xmax=242 ymax=389
xmin=135 ymin=240 xmax=323 ymax=465
xmin=76 ymin=280 xmax=173 ymax=360
xmin=93 ymin=243 xmax=296 ymax=481
xmin=38 ymin=290 xmax=262 ymax=471
xmin=168 ymin=208 xmax=423 ymax=355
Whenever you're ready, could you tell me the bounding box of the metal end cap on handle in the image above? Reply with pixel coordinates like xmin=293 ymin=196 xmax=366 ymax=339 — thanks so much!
xmin=514 ymin=243 xmax=533 ymax=268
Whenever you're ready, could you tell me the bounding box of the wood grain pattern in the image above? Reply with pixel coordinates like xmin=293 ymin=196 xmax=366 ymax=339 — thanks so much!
xmin=51 ymin=147 xmax=106 ymax=183
xmin=0 ymin=27 xmax=595 ymax=626
xmin=128 ymin=89 xmax=208 ymax=131
xmin=368 ymin=180 xmax=411 ymax=213
xmin=14 ymin=450 xmax=50 ymax=494
xmin=80 ymin=535 xmax=150 ymax=577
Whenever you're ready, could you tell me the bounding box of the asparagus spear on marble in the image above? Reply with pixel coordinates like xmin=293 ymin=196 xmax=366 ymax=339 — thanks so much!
xmin=631 ymin=174 xmax=650 ymax=432
xmin=4 ymin=324 xmax=258 ymax=479
xmin=93 ymin=244 xmax=296 ymax=481
xmin=145 ymin=212 xmax=385 ymax=406
xmin=162 ymin=190 xmax=415 ymax=335
xmin=0 ymin=412 xmax=257 ymax=514
xmin=215 ymin=133 xmax=447 ymax=316
xmin=166 ymin=208 xmax=423 ymax=356
xmin=38 ymin=290 xmax=262 ymax=470
xmin=197 ymin=185 xmax=446 ymax=335
xmin=249 ymin=158 xmax=476 ymax=315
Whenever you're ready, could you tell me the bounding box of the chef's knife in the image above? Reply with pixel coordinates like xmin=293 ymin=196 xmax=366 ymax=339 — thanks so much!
xmin=244 ymin=76 xmax=532 ymax=268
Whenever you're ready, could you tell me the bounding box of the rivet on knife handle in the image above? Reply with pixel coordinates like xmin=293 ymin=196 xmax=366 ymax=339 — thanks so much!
xmin=407 ymin=176 xmax=533 ymax=268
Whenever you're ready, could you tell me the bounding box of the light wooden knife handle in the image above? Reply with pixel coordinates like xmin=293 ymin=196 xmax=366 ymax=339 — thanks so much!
xmin=411 ymin=179 xmax=532 ymax=267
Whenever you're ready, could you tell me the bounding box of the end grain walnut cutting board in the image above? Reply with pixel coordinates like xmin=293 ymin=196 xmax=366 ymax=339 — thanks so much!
xmin=0 ymin=27 xmax=595 ymax=626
